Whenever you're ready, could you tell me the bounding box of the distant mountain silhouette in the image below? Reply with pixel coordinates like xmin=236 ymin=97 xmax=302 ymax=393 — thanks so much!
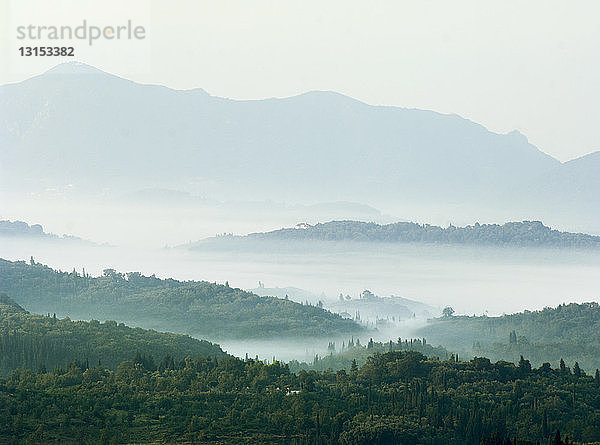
xmin=0 ymin=220 xmax=45 ymax=237
xmin=1 ymin=62 xmax=598 ymax=232
xmin=0 ymin=220 xmax=96 ymax=245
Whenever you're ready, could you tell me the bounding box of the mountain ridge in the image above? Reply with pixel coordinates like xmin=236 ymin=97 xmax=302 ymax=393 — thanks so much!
xmin=1 ymin=62 xmax=598 ymax=232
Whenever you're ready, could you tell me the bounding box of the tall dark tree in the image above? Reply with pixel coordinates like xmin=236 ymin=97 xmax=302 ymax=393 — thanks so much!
xmin=560 ymin=358 xmax=567 ymax=373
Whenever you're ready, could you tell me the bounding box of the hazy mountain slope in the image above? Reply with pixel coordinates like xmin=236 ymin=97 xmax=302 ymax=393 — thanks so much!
xmin=1 ymin=62 xmax=560 ymax=208
xmin=517 ymin=151 xmax=600 ymax=232
xmin=246 ymin=285 xmax=439 ymax=323
xmin=328 ymin=290 xmax=439 ymax=321
xmin=250 ymin=285 xmax=327 ymax=305
xmin=0 ymin=292 xmax=225 ymax=375
xmin=531 ymin=151 xmax=600 ymax=199
xmin=0 ymin=258 xmax=363 ymax=340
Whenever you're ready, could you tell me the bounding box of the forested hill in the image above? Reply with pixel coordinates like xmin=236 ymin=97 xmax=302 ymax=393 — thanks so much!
xmin=0 ymin=258 xmax=362 ymax=340
xmin=0 ymin=293 xmax=225 ymax=375
xmin=417 ymin=302 xmax=600 ymax=372
xmin=205 ymin=220 xmax=600 ymax=248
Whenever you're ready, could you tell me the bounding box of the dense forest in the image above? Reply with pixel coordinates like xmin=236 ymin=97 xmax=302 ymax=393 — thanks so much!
xmin=225 ymin=220 xmax=600 ymax=248
xmin=0 ymin=258 xmax=362 ymax=340
xmin=417 ymin=303 xmax=600 ymax=372
xmin=0 ymin=293 xmax=225 ymax=375
xmin=1 ymin=350 xmax=599 ymax=444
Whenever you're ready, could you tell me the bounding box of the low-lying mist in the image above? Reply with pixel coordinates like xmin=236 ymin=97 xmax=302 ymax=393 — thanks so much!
xmin=2 ymin=235 xmax=598 ymax=317
xmin=219 ymin=319 xmax=430 ymax=363
xmin=0 ymin=191 xmax=393 ymax=248
xmin=2 ymin=192 xmax=599 ymax=363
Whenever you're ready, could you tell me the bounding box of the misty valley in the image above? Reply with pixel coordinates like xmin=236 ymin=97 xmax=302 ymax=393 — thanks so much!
xmin=1 ymin=215 xmax=600 ymax=443
xmin=1 ymin=63 xmax=600 ymax=444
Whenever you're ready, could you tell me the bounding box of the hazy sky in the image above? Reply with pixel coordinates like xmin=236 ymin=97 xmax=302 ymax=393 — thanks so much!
xmin=2 ymin=0 xmax=599 ymax=162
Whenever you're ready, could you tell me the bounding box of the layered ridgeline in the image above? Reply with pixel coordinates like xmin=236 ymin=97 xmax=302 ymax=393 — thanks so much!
xmin=416 ymin=302 xmax=600 ymax=372
xmin=0 ymin=258 xmax=362 ymax=340
xmin=0 ymin=293 xmax=225 ymax=375
xmin=2 ymin=62 xmax=599 ymax=232
xmin=2 ymin=350 xmax=599 ymax=443
xmin=189 ymin=220 xmax=600 ymax=249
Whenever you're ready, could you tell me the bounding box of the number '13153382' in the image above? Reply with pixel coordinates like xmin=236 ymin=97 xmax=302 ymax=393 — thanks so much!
xmin=19 ymin=47 xmax=75 ymax=56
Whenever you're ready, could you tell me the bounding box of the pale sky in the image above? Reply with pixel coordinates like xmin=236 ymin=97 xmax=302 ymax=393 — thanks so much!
xmin=1 ymin=0 xmax=599 ymax=162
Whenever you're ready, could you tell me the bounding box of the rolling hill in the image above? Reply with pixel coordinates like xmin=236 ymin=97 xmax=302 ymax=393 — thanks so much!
xmin=0 ymin=258 xmax=363 ymax=340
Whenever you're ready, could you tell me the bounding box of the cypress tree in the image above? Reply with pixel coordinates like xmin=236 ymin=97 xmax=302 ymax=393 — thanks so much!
xmin=573 ymin=362 xmax=581 ymax=378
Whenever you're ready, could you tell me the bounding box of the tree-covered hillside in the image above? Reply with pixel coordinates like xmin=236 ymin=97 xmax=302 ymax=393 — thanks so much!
xmin=1 ymin=350 xmax=599 ymax=444
xmin=0 ymin=258 xmax=362 ymax=340
xmin=417 ymin=302 xmax=600 ymax=371
xmin=229 ymin=220 xmax=600 ymax=248
xmin=0 ymin=293 xmax=225 ymax=375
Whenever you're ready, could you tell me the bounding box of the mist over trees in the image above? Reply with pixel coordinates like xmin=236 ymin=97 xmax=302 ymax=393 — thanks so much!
xmin=0 ymin=32 xmax=598 ymax=444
